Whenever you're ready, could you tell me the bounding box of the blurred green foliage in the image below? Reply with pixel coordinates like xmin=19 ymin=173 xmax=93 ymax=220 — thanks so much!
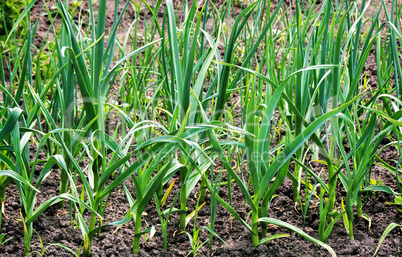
xmin=0 ymin=0 xmax=24 ymax=37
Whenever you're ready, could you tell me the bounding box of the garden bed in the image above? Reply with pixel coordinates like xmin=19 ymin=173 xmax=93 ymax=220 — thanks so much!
xmin=1 ymin=0 xmax=402 ymax=256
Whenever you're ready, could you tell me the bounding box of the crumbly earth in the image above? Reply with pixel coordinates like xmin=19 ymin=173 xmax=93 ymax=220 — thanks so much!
xmin=2 ymin=0 xmax=402 ymax=256
xmin=1 ymin=159 xmax=402 ymax=257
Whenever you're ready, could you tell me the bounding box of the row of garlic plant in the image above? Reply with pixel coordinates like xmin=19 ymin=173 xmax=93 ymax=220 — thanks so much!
xmin=0 ymin=0 xmax=401 ymax=256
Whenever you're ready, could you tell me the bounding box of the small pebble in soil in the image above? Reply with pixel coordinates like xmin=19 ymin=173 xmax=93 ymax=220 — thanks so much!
xmin=257 ymin=244 xmax=268 ymax=252
xmin=106 ymin=248 xmax=114 ymax=256
xmin=59 ymin=219 xmax=69 ymax=227
xmin=10 ymin=201 xmax=19 ymax=209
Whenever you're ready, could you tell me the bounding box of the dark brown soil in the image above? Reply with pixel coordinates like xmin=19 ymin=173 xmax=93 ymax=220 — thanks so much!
xmin=1 ymin=158 xmax=402 ymax=257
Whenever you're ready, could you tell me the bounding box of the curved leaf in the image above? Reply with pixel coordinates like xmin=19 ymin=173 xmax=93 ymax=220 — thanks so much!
xmin=373 ymin=223 xmax=402 ymax=257
xmin=0 ymin=108 xmax=23 ymax=141
xmin=361 ymin=185 xmax=402 ymax=196
xmin=0 ymin=170 xmax=38 ymax=192
xmin=259 ymin=217 xmax=336 ymax=257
